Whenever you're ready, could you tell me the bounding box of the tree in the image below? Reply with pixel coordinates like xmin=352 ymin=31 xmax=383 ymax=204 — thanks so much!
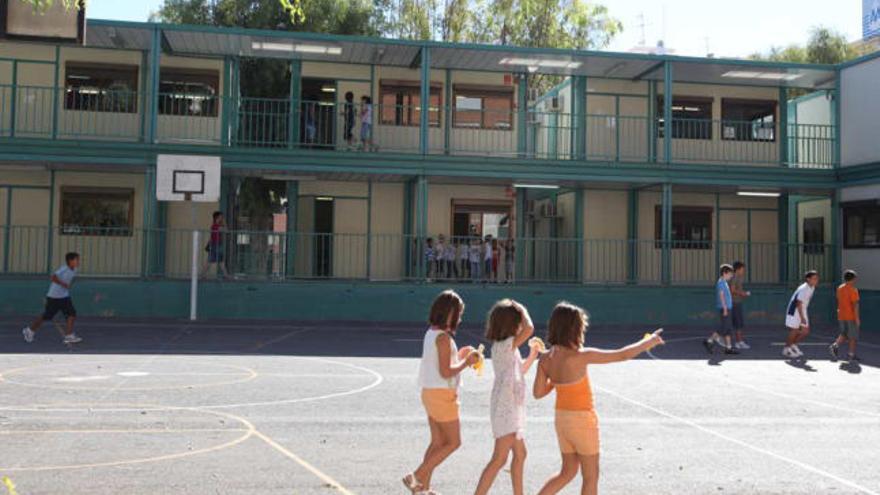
xmin=750 ymin=27 xmax=868 ymax=64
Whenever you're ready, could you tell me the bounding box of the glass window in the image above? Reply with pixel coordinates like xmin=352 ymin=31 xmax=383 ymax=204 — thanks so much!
xmin=64 ymin=63 xmax=138 ymax=113
xmin=843 ymin=202 xmax=880 ymax=248
xmin=60 ymin=187 xmax=134 ymax=236
xmin=454 ymin=86 xmax=513 ymax=130
xmin=378 ymin=82 xmax=441 ymax=127
xmin=158 ymin=69 xmax=219 ymax=117
xmin=721 ymin=99 xmax=776 ymax=142
xmin=656 ymin=96 xmax=713 ymax=140
xmin=654 ymin=206 xmax=712 ymax=249
xmin=803 ymin=217 xmax=825 ymax=254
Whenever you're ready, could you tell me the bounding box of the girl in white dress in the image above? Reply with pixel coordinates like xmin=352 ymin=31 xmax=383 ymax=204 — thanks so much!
xmin=473 ymin=299 xmax=541 ymax=495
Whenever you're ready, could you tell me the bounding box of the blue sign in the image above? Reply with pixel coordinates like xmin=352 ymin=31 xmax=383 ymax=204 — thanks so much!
xmin=866 ymin=0 xmax=880 ymax=39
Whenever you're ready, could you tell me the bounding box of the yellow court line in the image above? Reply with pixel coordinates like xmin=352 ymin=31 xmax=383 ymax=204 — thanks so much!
xmin=252 ymin=430 xmax=355 ymax=495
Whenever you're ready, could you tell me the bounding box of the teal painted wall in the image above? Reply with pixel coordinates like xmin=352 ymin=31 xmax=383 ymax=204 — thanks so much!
xmin=0 ymin=279 xmax=849 ymax=330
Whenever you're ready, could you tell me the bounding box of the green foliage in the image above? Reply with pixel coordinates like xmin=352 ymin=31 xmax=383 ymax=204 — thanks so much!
xmin=750 ymin=27 xmax=868 ymax=64
xmin=16 ymin=0 xmax=85 ymax=13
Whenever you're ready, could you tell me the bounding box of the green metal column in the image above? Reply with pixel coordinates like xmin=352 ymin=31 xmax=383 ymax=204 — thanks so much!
xmin=574 ymin=188 xmax=584 ymax=283
xmin=2 ymin=187 xmax=11 ymax=273
xmin=830 ymin=189 xmax=841 ymax=285
xmin=288 ymin=59 xmax=302 ymax=149
xmin=778 ymin=87 xmax=788 ymax=166
xmin=415 ymin=176 xmax=429 ymax=278
xmin=517 ymin=73 xmax=528 ymax=157
xmin=9 ymin=61 xmax=17 ymax=138
xmin=403 ymin=179 xmax=414 ymax=278
xmin=648 ymin=82 xmax=656 ymax=162
xmin=627 ymin=188 xmax=638 ymax=283
xmin=51 ymin=46 xmax=60 ymax=139
xmin=366 ymin=181 xmax=372 ymax=279
xmin=147 ymin=26 xmax=161 ymax=144
xmin=221 ymin=57 xmax=231 ymax=146
xmin=572 ymin=76 xmax=587 ymax=160
xmin=661 ymin=183 xmax=672 ymax=285
xmin=515 ymin=188 xmax=526 ymax=282
xmin=46 ymin=171 xmax=55 ymax=271
xmin=419 ymin=46 xmax=431 ymax=155
xmin=444 ymin=68 xmax=452 ymax=154
xmin=139 ymin=50 xmax=149 ymax=142
xmin=663 ymin=62 xmax=673 ymax=164
xmin=141 ymin=165 xmax=157 ymax=278
xmin=832 ymin=70 xmax=841 ymax=168
xmin=285 ymin=180 xmax=299 ymax=278
xmin=778 ymin=193 xmax=789 ymax=284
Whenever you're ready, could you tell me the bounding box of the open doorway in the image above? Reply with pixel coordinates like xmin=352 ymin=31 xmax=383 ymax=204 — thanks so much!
xmin=301 ymin=78 xmax=336 ymax=148
xmin=313 ymin=197 xmax=334 ymax=277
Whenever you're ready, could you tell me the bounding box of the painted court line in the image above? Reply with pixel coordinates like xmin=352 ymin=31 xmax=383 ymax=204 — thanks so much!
xmin=596 ymin=385 xmax=880 ymax=495
xmin=252 ymin=429 xmax=355 ymax=495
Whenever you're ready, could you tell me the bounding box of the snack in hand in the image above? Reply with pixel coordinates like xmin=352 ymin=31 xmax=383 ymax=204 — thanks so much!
xmin=528 ymin=336 xmax=546 ymax=353
xmin=473 ymin=344 xmax=486 ymax=376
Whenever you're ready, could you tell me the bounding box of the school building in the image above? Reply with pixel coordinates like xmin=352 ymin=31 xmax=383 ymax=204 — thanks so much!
xmin=0 ymin=4 xmax=878 ymax=327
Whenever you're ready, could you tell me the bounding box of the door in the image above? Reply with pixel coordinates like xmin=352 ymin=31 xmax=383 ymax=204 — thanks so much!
xmin=313 ymin=197 xmax=333 ymax=277
xmin=300 ymin=78 xmax=336 ymax=149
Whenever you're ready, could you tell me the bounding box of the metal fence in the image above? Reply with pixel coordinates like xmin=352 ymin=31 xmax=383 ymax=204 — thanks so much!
xmin=0 ymin=85 xmax=836 ymax=168
xmin=0 ymin=225 xmax=834 ymax=286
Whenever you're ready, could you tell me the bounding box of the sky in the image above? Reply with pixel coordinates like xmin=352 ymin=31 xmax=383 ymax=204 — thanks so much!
xmin=87 ymin=0 xmax=867 ymax=58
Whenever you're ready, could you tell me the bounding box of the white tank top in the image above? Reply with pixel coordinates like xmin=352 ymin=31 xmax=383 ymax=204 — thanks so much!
xmin=418 ymin=327 xmax=460 ymax=390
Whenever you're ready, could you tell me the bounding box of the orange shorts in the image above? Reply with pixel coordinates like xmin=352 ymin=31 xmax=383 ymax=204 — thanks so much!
xmin=555 ymin=410 xmax=600 ymax=456
xmin=421 ymin=388 xmax=460 ymax=423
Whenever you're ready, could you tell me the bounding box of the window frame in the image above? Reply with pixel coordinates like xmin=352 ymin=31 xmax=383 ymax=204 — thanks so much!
xmin=656 ymin=96 xmax=713 ymax=140
xmin=842 ymin=201 xmax=880 ymax=249
xmin=64 ymin=62 xmax=139 ymax=114
xmin=720 ymin=98 xmax=777 ymax=142
xmin=654 ymin=205 xmax=713 ymax=249
xmin=378 ymin=80 xmax=442 ymax=127
xmin=59 ymin=186 xmax=135 ymax=237
xmin=453 ymin=84 xmax=515 ymax=131
xmin=157 ymin=68 xmax=220 ymax=118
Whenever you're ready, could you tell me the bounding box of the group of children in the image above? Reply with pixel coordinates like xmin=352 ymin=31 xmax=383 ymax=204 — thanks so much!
xmin=341 ymin=91 xmax=373 ymax=151
xmin=403 ymin=290 xmax=664 ymax=495
xmin=704 ymin=262 xmax=862 ymax=361
xmin=423 ymin=235 xmax=515 ymax=283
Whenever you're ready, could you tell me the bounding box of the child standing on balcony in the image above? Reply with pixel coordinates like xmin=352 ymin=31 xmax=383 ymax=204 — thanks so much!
xmin=533 ymin=302 xmax=664 ymax=495
xmin=22 ymin=252 xmax=83 ymax=345
xmin=435 ymin=235 xmax=448 ymax=279
xmin=444 ymin=237 xmax=458 ymax=280
xmin=474 ymin=299 xmax=541 ymax=495
xmin=424 ymin=237 xmax=436 ymax=280
xmin=469 ymin=237 xmax=482 ymax=282
xmin=359 ymin=95 xmax=373 ymax=151
xmin=483 ymin=235 xmax=495 ymax=282
xmin=342 ymin=91 xmax=355 ymax=149
xmin=459 ymin=239 xmax=470 ymax=280
xmin=403 ymin=290 xmax=479 ymax=494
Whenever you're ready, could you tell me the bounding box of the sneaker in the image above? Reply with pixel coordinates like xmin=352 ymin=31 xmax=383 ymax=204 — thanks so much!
xmin=829 ymin=344 xmax=839 ymax=359
xmin=791 ymin=345 xmax=804 ymax=357
xmin=736 ymin=341 xmax=751 ymax=350
xmin=848 ymin=354 xmax=861 ymax=362
xmin=782 ymin=346 xmax=795 ymax=358
xmin=22 ymin=327 xmax=34 ymax=343
xmin=62 ymin=333 xmax=82 ymax=344
xmin=724 ymin=347 xmax=740 ymax=355
xmin=702 ymin=339 xmax=715 ymax=354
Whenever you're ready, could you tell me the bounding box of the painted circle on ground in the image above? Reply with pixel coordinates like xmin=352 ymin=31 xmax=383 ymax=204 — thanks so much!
xmin=0 ymin=405 xmax=255 ymax=472
xmin=0 ymin=359 xmax=257 ymax=391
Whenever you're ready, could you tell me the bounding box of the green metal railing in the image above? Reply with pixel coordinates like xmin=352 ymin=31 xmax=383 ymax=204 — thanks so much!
xmin=1 ymin=225 xmax=833 ymax=286
xmin=0 ymin=85 xmax=836 ymax=168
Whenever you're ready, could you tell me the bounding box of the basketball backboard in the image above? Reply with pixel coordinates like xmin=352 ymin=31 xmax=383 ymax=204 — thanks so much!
xmin=157 ymin=154 xmax=221 ymax=202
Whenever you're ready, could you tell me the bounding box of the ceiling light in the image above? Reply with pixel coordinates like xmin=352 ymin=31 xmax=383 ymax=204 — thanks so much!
xmin=737 ymin=191 xmax=781 ymax=197
xmin=722 ymin=70 xmax=802 ymax=81
xmin=321 ymin=85 xmax=336 ymax=93
xmin=513 ymin=183 xmax=559 ymax=189
xmin=316 ymin=196 xmax=334 ymax=201
xmin=252 ymin=41 xmax=295 ymax=52
xmin=251 ymin=41 xmax=342 ymax=56
xmin=499 ymin=57 xmax=581 ymax=70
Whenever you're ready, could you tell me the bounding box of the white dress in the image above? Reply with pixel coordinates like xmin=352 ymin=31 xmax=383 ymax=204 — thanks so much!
xmin=489 ymin=336 xmax=526 ymax=439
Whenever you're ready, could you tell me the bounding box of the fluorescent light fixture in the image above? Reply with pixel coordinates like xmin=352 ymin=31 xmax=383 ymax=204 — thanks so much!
xmin=722 ymin=70 xmax=802 ymax=81
xmin=320 ymin=85 xmax=336 ymax=93
xmin=251 ymin=41 xmax=341 ymax=55
xmin=513 ymin=183 xmax=560 ymax=189
xmin=737 ymin=191 xmax=781 ymax=197
xmin=499 ymin=57 xmax=581 ymax=70
xmin=316 ymin=196 xmax=334 ymax=201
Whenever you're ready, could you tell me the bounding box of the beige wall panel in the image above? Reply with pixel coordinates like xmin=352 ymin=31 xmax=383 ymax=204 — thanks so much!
xmin=302 ymin=62 xmax=371 ymax=80
xmin=7 ymin=1 xmax=78 ymax=39
xmin=163 ymin=201 xmax=219 ymax=278
xmin=587 ymin=79 xmax=649 ymax=96
xmin=332 ymin=198 xmax=367 ymax=278
xmin=0 ymin=169 xmax=51 ymax=186
xmin=749 ymin=210 xmax=779 ymax=283
xmin=7 ymin=188 xmax=50 ymax=273
xmin=370 ymin=182 xmax=404 ymax=280
xmin=583 ymin=189 xmax=627 ymax=283
xmin=298 ymin=180 xmax=369 ymax=197
xmin=0 ymin=43 xmax=55 ymax=61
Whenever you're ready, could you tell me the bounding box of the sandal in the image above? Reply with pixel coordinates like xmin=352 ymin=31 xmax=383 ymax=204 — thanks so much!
xmin=402 ymin=473 xmax=424 ymax=493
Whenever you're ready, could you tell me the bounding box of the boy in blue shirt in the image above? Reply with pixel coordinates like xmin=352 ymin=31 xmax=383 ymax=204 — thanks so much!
xmin=703 ymin=264 xmax=738 ymax=355
xmin=22 ymin=252 xmax=83 ymax=344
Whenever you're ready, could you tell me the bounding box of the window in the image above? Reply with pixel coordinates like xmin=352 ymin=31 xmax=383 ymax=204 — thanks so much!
xmin=452 ymin=202 xmax=512 ymax=239
xmin=722 ymin=99 xmax=776 ymax=142
xmin=60 ymin=187 xmax=134 ymax=236
xmin=158 ymin=69 xmax=220 ymax=117
xmin=803 ymin=217 xmax=825 ymax=254
xmin=379 ymin=81 xmax=441 ymax=127
xmin=843 ymin=202 xmax=880 ymax=248
xmin=65 ymin=63 xmax=138 ymax=113
xmin=656 ymin=96 xmax=712 ymax=140
xmin=654 ymin=206 xmax=712 ymax=249
xmin=454 ymin=85 xmax=514 ymax=130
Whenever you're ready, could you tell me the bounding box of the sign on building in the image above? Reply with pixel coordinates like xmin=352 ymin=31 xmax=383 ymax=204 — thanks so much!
xmin=866 ymin=0 xmax=880 ymax=40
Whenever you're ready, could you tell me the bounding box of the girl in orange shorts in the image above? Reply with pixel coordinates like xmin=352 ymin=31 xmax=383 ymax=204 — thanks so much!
xmin=533 ymin=302 xmax=664 ymax=495
xmin=403 ymin=290 xmax=480 ymax=494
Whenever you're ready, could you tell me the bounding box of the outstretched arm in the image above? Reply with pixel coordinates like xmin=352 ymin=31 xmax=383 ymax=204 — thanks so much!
xmin=581 ymin=329 xmax=665 ymax=365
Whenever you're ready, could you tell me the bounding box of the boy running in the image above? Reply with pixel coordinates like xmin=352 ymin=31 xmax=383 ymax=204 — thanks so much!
xmin=830 ymin=270 xmax=860 ymax=362
xmin=782 ymin=270 xmax=819 ymax=359
xmin=703 ymin=264 xmax=738 ymax=355
xmin=729 ymin=261 xmax=751 ymax=349
xmin=22 ymin=252 xmax=83 ymax=344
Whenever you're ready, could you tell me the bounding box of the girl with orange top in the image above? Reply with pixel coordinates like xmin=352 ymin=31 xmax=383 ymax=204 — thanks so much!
xmin=533 ymin=302 xmax=664 ymax=495
xmin=403 ymin=290 xmax=480 ymax=495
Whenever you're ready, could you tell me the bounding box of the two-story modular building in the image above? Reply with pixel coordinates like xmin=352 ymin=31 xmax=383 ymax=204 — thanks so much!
xmin=0 ymin=4 xmax=878 ymax=326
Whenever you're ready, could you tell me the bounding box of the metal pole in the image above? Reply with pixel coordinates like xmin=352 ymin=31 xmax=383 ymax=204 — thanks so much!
xmin=190 ymin=229 xmax=199 ymax=321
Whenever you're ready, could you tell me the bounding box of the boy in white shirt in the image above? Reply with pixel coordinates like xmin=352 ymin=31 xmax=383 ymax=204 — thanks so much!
xmin=782 ymin=270 xmax=819 ymax=358
xmin=23 ymin=252 xmax=83 ymax=344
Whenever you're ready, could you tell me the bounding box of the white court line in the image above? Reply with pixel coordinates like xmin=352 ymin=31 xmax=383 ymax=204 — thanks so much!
xmin=596 ymin=385 xmax=880 ymax=495
xmin=252 ymin=429 xmax=354 ymax=495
